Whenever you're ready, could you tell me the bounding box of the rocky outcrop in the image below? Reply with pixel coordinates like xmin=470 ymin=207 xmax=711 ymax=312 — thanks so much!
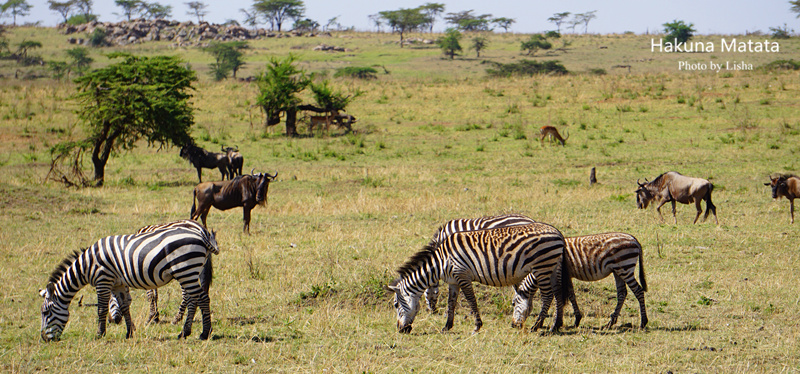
xmin=59 ymin=19 xmax=311 ymax=47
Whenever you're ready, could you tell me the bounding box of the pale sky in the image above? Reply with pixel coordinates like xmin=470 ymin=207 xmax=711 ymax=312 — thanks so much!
xmin=15 ymin=0 xmax=800 ymax=35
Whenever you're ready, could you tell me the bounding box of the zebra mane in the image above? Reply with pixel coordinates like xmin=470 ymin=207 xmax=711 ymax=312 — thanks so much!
xmin=47 ymin=249 xmax=83 ymax=284
xmin=396 ymin=241 xmax=437 ymax=278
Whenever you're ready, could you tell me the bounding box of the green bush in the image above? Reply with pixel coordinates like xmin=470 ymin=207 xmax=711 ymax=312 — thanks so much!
xmin=486 ymin=60 xmax=568 ymax=77
xmin=334 ymin=66 xmax=378 ymax=80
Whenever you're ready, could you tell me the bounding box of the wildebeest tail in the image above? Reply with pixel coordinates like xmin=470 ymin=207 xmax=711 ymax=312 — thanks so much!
xmin=638 ymin=248 xmax=648 ymax=292
xmin=703 ymin=183 xmax=717 ymax=221
xmin=191 ymin=189 xmax=197 ymax=218
xmin=201 ymin=256 xmax=213 ymax=294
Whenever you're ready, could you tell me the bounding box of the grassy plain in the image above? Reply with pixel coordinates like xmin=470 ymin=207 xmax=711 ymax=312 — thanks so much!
xmin=1 ymin=27 xmax=800 ymax=372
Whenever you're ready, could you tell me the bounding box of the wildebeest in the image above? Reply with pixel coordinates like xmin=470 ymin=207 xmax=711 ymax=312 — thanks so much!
xmin=180 ymin=143 xmax=231 ymax=182
xmin=765 ymin=174 xmax=800 ymax=224
xmin=191 ymin=170 xmax=277 ymax=233
xmin=222 ymin=146 xmax=244 ymax=178
xmin=635 ymin=171 xmax=718 ymax=224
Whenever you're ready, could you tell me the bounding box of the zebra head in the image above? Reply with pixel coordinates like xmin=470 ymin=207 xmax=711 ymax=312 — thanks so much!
xmin=386 ymin=281 xmax=420 ymax=334
xmin=510 ymin=290 xmax=533 ymax=328
xmin=39 ymin=285 xmax=69 ymax=342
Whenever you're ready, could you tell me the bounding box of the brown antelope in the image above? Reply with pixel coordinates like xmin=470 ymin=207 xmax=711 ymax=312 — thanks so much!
xmin=308 ymin=115 xmax=334 ymax=134
xmin=539 ymin=126 xmax=569 ymax=146
xmin=635 ymin=171 xmax=718 ymax=224
xmin=765 ymin=174 xmax=800 ymax=224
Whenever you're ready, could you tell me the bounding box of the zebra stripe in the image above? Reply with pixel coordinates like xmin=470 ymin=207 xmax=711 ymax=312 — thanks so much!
xmin=512 ymin=232 xmax=648 ymax=329
xmin=40 ymin=226 xmax=218 ymax=341
xmin=108 ymin=220 xmax=207 ymax=326
xmin=388 ymin=222 xmax=568 ymax=333
xmin=424 ymin=214 xmax=537 ymax=312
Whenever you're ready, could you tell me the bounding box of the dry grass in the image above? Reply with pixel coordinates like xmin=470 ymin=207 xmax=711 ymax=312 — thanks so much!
xmin=1 ymin=27 xmax=799 ymax=372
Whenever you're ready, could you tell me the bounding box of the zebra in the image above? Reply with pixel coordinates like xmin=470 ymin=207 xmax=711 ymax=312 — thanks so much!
xmin=511 ymin=232 xmax=648 ymax=330
xmin=39 ymin=226 xmax=218 ymax=341
xmin=387 ymin=222 xmax=570 ymax=333
xmin=107 ymin=219 xmax=208 ymax=326
xmin=424 ymin=214 xmax=538 ymax=313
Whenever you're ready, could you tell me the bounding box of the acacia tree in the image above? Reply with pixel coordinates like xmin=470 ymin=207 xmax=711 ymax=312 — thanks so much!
xmin=114 ymin=0 xmax=143 ymax=21
xmin=185 ymin=1 xmax=208 ymax=23
xmin=438 ymin=28 xmax=462 ymax=59
xmin=254 ymin=0 xmax=304 ymax=32
xmin=471 ymin=35 xmax=487 ymax=57
xmin=379 ymin=7 xmax=426 ymax=47
xmin=47 ymin=0 xmax=74 ymax=23
xmin=205 ymin=41 xmax=247 ymax=80
xmin=521 ymin=34 xmax=552 ymax=55
xmin=53 ymin=53 xmax=196 ymax=187
xmin=492 ymin=17 xmax=514 ymax=32
xmin=2 ymin=0 xmax=33 ymax=26
xmin=142 ymin=2 xmax=171 ymax=19
xmin=547 ymin=12 xmax=570 ymax=33
xmin=420 ymin=2 xmax=444 ymax=33
xmin=663 ymin=20 xmax=695 ymax=44
xmin=255 ymin=56 xmax=310 ymax=136
xmin=445 ymin=10 xmax=493 ymax=31
xmin=791 ymin=0 xmax=800 ymax=17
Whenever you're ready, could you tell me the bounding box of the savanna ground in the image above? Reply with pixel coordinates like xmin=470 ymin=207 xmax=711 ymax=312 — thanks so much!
xmin=1 ymin=27 xmax=799 ymax=372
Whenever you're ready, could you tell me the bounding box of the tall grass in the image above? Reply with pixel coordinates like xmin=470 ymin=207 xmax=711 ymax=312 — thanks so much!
xmin=1 ymin=27 xmax=799 ymax=372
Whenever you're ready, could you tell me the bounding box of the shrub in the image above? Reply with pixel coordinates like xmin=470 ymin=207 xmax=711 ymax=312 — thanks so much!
xmin=334 ymin=66 xmax=378 ymax=80
xmin=761 ymin=59 xmax=800 ymax=71
xmin=486 ymin=60 xmax=568 ymax=77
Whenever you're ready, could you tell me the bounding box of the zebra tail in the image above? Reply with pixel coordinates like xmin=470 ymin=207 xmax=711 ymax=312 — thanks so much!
xmin=560 ymin=251 xmax=571 ymax=302
xmin=201 ymin=256 xmax=213 ymax=294
xmin=638 ymin=248 xmax=648 ymax=293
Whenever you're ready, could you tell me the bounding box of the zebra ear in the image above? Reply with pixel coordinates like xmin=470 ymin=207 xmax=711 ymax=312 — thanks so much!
xmin=39 ymin=288 xmax=47 ymax=298
xmin=384 ymin=284 xmax=399 ymax=293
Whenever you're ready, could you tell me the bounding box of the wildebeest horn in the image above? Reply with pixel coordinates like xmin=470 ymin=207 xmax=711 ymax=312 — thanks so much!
xmin=250 ymin=168 xmax=256 ymax=176
xmin=637 ymin=179 xmax=644 ymax=187
xmin=267 ymin=172 xmax=278 ymax=179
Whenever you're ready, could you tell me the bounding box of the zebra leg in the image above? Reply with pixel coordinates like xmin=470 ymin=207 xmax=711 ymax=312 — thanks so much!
xmin=568 ymin=281 xmax=582 ymax=328
xmin=95 ymin=286 xmax=112 ymax=338
xmin=197 ymin=290 xmax=213 ymax=340
xmin=605 ymin=273 xmax=628 ymax=329
xmin=146 ymin=289 xmax=160 ymax=324
xmin=178 ymin=298 xmax=198 ymax=339
xmin=172 ymin=289 xmax=188 ymax=325
xmin=456 ymin=279 xmax=483 ymax=333
xmin=443 ymin=284 xmax=459 ymax=332
xmin=621 ymin=271 xmax=648 ymax=328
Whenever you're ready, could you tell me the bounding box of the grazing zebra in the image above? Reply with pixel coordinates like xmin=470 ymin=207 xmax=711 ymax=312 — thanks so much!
xmin=424 ymin=214 xmax=537 ymax=313
xmin=387 ymin=223 xmax=569 ymax=333
xmin=39 ymin=226 xmax=218 ymax=341
xmin=511 ymin=232 xmax=648 ymax=330
xmin=107 ymin=219 xmax=208 ymax=326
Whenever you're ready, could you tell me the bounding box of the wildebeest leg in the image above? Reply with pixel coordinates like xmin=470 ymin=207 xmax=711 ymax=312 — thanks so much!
xmin=693 ymin=199 xmax=703 ymax=224
xmin=196 ymin=168 xmax=202 ymax=183
xmin=790 ymin=199 xmax=795 ymax=224
xmin=443 ymin=283 xmax=459 ymax=332
xmin=655 ymin=200 xmax=669 ymax=223
xmin=243 ymin=207 xmax=251 ymax=234
xmin=218 ymin=166 xmax=227 ymax=181
xmin=671 ymin=200 xmax=678 ymax=224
